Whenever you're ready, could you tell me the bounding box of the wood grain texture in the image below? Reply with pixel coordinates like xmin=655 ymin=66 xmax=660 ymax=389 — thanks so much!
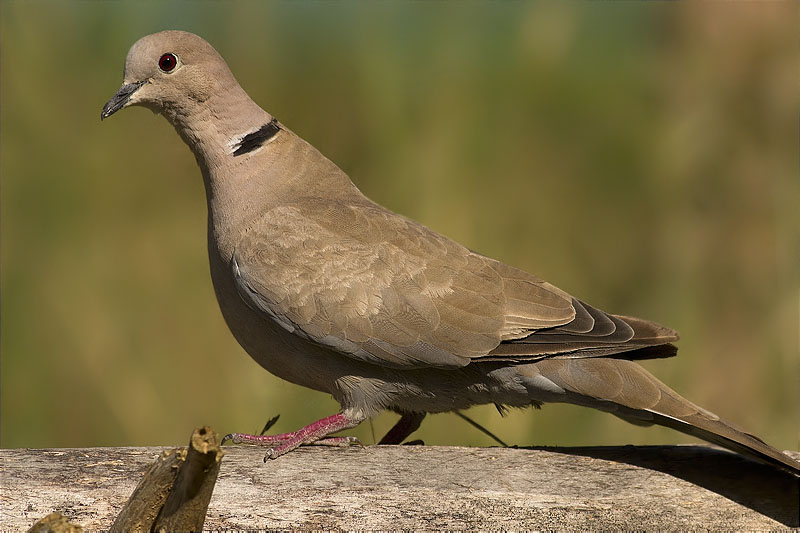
xmin=2 ymin=445 xmax=798 ymax=530
xmin=152 ymin=427 xmax=222 ymax=532
xmin=108 ymin=426 xmax=223 ymax=532
xmin=107 ymin=447 xmax=183 ymax=532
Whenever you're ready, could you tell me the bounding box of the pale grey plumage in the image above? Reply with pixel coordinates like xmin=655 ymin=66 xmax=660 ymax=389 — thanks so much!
xmin=102 ymin=30 xmax=799 ymax=473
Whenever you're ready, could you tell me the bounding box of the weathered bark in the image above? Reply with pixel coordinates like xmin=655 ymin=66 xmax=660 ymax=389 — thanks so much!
xmin=108 ymin=426 xmax=222 ymax=533
xmin=27 ymin=512 xmax=83 ymax=533
xmin=108 ymin=447 xmax=183 ymax=532
xmin=151 ymin=426 xmax=222 ymax=532
xmin=3 ymin=445 xmax=798 ymax=530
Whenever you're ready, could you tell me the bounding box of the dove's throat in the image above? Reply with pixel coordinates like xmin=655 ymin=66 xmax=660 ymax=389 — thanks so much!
xmin=166 ymin=86 xmax=272 ymax=173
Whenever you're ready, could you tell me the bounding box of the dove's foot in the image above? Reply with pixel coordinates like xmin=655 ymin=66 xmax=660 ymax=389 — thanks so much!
xmin=223 ymin=411 xmax=363 ymax=460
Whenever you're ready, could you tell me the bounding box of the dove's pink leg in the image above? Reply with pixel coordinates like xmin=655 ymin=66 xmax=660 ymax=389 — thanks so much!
xmin=223 ymin=412 xmax=363 ymax=459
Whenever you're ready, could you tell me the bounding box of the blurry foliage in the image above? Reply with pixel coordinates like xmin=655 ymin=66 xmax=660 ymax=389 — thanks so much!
xmin=1 ymin=2 xmax=797 ymax=450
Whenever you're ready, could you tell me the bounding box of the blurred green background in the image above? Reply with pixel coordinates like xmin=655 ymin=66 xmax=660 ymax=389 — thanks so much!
xmin=2 ymin=2 xmax=798 ymax=452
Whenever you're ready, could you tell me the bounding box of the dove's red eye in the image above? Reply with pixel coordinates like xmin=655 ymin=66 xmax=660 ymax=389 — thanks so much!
xmin=158 ymin=53 xmax=177 ymax=72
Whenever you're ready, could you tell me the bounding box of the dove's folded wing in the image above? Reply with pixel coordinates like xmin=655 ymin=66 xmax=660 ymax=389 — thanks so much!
xmin=232 ymin=199 xmax=676 ymax=368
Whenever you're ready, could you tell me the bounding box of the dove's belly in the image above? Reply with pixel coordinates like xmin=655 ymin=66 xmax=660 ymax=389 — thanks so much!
xmin=207 ymin=236 xmax=342 ymax=392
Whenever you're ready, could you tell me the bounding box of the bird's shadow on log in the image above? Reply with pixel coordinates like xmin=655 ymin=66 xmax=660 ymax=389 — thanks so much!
xmin=527 ymin=445 xmax=799 ymax=527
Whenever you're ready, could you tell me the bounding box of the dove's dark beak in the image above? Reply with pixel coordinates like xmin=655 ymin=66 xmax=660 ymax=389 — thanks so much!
xmin=101 ymin=81 xmax=147 ymax=120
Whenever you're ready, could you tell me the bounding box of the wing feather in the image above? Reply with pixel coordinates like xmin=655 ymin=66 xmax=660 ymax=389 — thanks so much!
xmin=232 ymin=199 xmax=676 ymax=369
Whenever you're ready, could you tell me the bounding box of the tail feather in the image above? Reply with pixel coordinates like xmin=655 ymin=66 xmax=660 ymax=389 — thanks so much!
xmin=527 ymin=358 xmax=800 ymax=475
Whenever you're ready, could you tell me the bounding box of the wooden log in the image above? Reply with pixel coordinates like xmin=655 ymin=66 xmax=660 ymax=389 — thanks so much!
xmin=108 ymin=447 xmax=183 ymax=532
xmin=109 ymin=426 xmax=223 ymax=533
xmin=2 ymin=445 xmax=798 ymax=530
xmin=151 ymin=426 xmax=222 ymax=532
xmin=27 ymin=512 xmax=83 ymax=533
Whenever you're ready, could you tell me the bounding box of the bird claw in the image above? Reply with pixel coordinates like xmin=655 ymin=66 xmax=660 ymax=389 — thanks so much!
xmin=221 ymin=433 xmax=243 ymax=445
xmin=262 ymin=436 xmax=362 ymax=461
xmin=230 ymin=412 xmax=364 ymax=460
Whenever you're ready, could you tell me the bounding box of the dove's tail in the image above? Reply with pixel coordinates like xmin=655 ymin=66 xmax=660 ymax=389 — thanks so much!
xmin=526 ymin=357 xmax=800 ymax=474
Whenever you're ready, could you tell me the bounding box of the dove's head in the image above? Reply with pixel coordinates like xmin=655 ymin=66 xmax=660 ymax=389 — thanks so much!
xmin=101 ymin=31 xmax=238 ymax=123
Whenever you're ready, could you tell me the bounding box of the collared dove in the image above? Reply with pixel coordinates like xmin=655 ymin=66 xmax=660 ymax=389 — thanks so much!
xmin=101 ymin=30 xmax=799 ymax=473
